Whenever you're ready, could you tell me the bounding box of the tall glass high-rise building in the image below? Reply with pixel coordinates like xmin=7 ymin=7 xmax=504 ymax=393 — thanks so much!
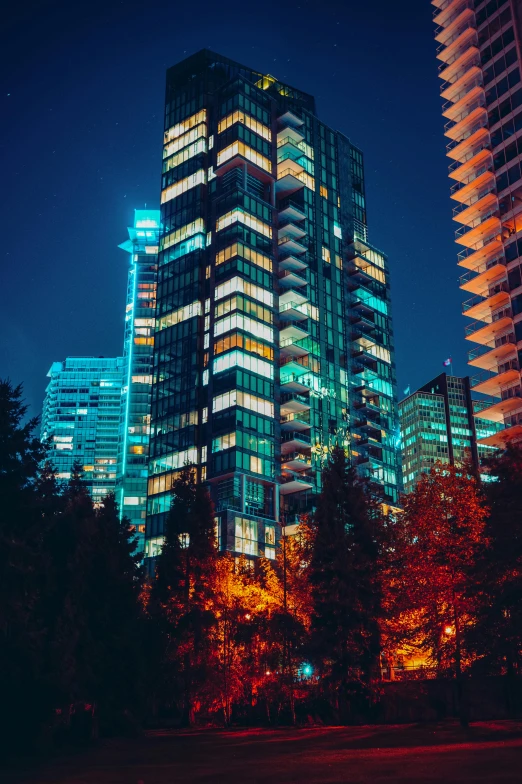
xmin=116 ymin=210 xmax=160 ymax=553
xmin=41 ymin=357 xmax=124 ymax=504
xmin=145 ymin=51 xmax=401 ymax=559
xmin=399 ymin=372 xmax=502 ymax=493
xmin=432 ymin=0 xmax=522 ymax=450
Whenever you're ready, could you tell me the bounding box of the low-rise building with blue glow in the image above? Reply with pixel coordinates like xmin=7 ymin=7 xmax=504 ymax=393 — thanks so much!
xmin=41 ymin=356 xmax=124 ymax=504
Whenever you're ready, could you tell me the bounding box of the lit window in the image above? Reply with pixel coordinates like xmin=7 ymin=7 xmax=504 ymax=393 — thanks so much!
xmin=217 ymin=142 xmax=272 ymax=173
xmin=216 ymin=208 xmax=272 ymax=239
xmin=164 ymin=110 xmax=207 ymax=144
xmin=217 ymin=111 xmax=272 ymax=141
xmin=161 ymin=218 xmax=206 ymax=251
xmin=234 ymin=516 xmax=258 ymax=556
xmin=215 ymin=276 xmax=273 ymax=308
xmin=214 ymin=313 xmax=274 ymax=344
xmin=320 ymin=185 xmax=328 ymax=199
xmin=161 ymin=170 xmax=206 ymax=204
xmin=157 ymin=301 xmax=202 ymax=331
xmin=212 ymin=432 xmax=236 ymax=452
xmin=322 ymin=246 xmax=331 ymax=263
xmin=215 ymin=242 xmax=272 ymax=272
xmin=265 ymin=547 xmax=276 ymax=560
xmin=179 ymin=533 xmax=190 ymax=548
xmin=213 ymin=350 xmax=273 ymax=380
xmin=163 ymin=123 xmax=207 ymax=159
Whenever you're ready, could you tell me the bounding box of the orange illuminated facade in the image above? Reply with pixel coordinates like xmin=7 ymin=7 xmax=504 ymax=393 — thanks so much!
xmin=433 ymin=0 xmax=522 ymax=446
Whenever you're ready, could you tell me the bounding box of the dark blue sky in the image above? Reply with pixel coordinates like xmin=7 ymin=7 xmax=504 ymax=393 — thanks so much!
xmin=1 ymin=0 xmax=464 ymax=415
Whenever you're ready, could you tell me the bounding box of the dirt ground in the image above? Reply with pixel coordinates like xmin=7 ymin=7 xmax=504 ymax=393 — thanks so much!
xmin=5 ymin=721 xmax=522 ymax=783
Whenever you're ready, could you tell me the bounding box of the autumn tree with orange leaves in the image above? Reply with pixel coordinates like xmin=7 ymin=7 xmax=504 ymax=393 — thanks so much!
xmin=389 ymin=462 xmax=488 ymax=725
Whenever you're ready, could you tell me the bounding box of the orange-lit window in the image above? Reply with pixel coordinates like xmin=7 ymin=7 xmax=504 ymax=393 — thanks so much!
xmin=322 ymin=246 xmax=331 ymax=263
xmin=320 ymin=185 xmax=328 ymax=199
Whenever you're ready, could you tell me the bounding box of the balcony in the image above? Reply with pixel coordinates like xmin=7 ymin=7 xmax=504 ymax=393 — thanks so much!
xmin=280 ymin=392 xmax=311 ymax=416
xmin=443 ymin=84 xmax=484 ymax=123
xmin=458 ymin=236 xmax=504 ymax=271
xmin=462 ymin=284 xmax=509 ymax=320
xmin=455 ymin=215 xmax=501 ymax=249
xmin=279 ymin=322 xmax=309 ymax=344
xmin=472 ymin=387 xmax=522 ymax=423
xmin=449 ymin=147 xmax=491 ymax=183
xmin=453 ymin=191 xmax=496 ymax=227
xmin=281 ymin=451 xmax=312 ymax=472
xmin=279 ymin=253 xmax=308 ymax=273
xmin=460 ymin=257 xmax=506 ymax=295
xmin=451 ymin=170 xmax=495 ymax=207
xmin=447 ymin=125 xmax=489 ymax=162
xmin=477 ymin=419 xmax=522 ymax=448
xmin=468 ymin=332 xmax=516 ymax=370
xmin=465 ymin=307 xmax=513 ymax=344
xmin=278 ymin=234 xmax=308 ymax=256
xmin=279 ymin=472 xmax=314 ymax=495
xmin=278 ymin=198 xmax=306 ymax=223
xmin=434 ymin=2 xmax=474 ymax=40
xmin=276 ymin=164 xmax=313 ymax=196
xmin=441 ymin=63 xmax=481 ymax=102
xmin=280 ymin=371 xmax=318 ymax=395
xmin=437 ymin=25 xmax=477 ymax=66
xmin=281 ymin=430 xmax=312 ymax=455
xmin=471 ymin=360 xmax=520 ymax=397
xmin=278 ymin=268 xmax=307 ymax=289
xmin=445 ymin=104 xmax=487 ymax=142
xmin=277 ymin=110 xmax=304 ymax=130
xmin=438 ymin=41 xmax=479 ymax=82
xmin=279 ymin=291 xmax=317 ymax=322
xmin=280 ymin=411 xmax=311 ymax=432
xmin=280 ymin=335 xmax=313 ymax=360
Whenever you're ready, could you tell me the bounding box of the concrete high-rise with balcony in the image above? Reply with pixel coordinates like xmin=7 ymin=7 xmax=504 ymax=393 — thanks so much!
xmin=432 ymin=0 xmax=522 ymax=449
xmin=41 ymin=357 xmax=124 ymax=504
xmin=116 ymin=210 xmax=160 ymax=553
xmin=145 ymin=51 xmax=402 ymax=559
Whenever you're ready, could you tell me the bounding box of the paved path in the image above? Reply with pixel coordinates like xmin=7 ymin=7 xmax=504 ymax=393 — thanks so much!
xmin=6 ymin=721 xmax=522 ymax=783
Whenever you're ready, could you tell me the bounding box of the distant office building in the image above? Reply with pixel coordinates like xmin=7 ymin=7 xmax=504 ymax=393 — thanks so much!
xmin=145 ymin=50 xmax=402 ymax=559
xmin=432 ymin=0 xmax=522 ymax=449
xmin=399 ymin=373 xmax=503 ymax=492
xmin=115 ymin=210 xmax=160 ymax=553
xmin=41 ymin=357 xmax=124 ymax=504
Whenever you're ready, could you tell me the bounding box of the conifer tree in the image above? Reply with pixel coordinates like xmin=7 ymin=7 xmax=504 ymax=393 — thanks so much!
xmin=0 ymin=380 xmax=50 ymax=751
xmin=308 ymin=446 xmax=384 ymax=720
xmin=467 ymin=445 xmax=522 ymax=678
xmin=149 ymin=467 xmax=217 ymax=725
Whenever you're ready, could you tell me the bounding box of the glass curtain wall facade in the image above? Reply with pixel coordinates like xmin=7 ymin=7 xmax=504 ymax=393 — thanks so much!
xmin=146 ymin=51 xmax=401 ymax=559
xmin=432 ymin=0 xmax=522 ymax=450
xmin=399 ymin=372 xmax=502 ymax=492
xmin=41 ymin=357 xmax=124 ymax=504
xmin=116 ymin=210 xmax=160 ymax=554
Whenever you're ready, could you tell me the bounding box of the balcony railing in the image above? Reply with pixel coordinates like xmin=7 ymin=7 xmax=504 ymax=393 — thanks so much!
xmin=449 ymin=143 xmax=490 ymax=175
xmin=434 ymin=0 xmax=474 ymax=32
xmin=468 ymin=332 xmax=515 ymax=362
xmin=442 ymin=76 xmax=483 ymax=113
xmin=457 ymin=232 xmax=500 ymax=262
xmin=471 ymin=361 xmax=519 ymax=389
xmin=452 ymin=186 xmax=495 ymax=216
xmin=450 ymin=164 xmax=492 ymax=195
xmin=465 ymin=306 xmax=512 ymax=336
xmin=454 ymin=209 xmax=499 ymax=238
xmin=444 ymin=98 xmax=486 ymax=133
xmin=446 ymin=119 xmax=488 ymax=153
xmin=461 ymin=280 xmax=508 ymax=307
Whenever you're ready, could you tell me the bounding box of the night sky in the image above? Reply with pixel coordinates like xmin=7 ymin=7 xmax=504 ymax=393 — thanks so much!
xmin=2 ymin=0 xmax=463 ymax=416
